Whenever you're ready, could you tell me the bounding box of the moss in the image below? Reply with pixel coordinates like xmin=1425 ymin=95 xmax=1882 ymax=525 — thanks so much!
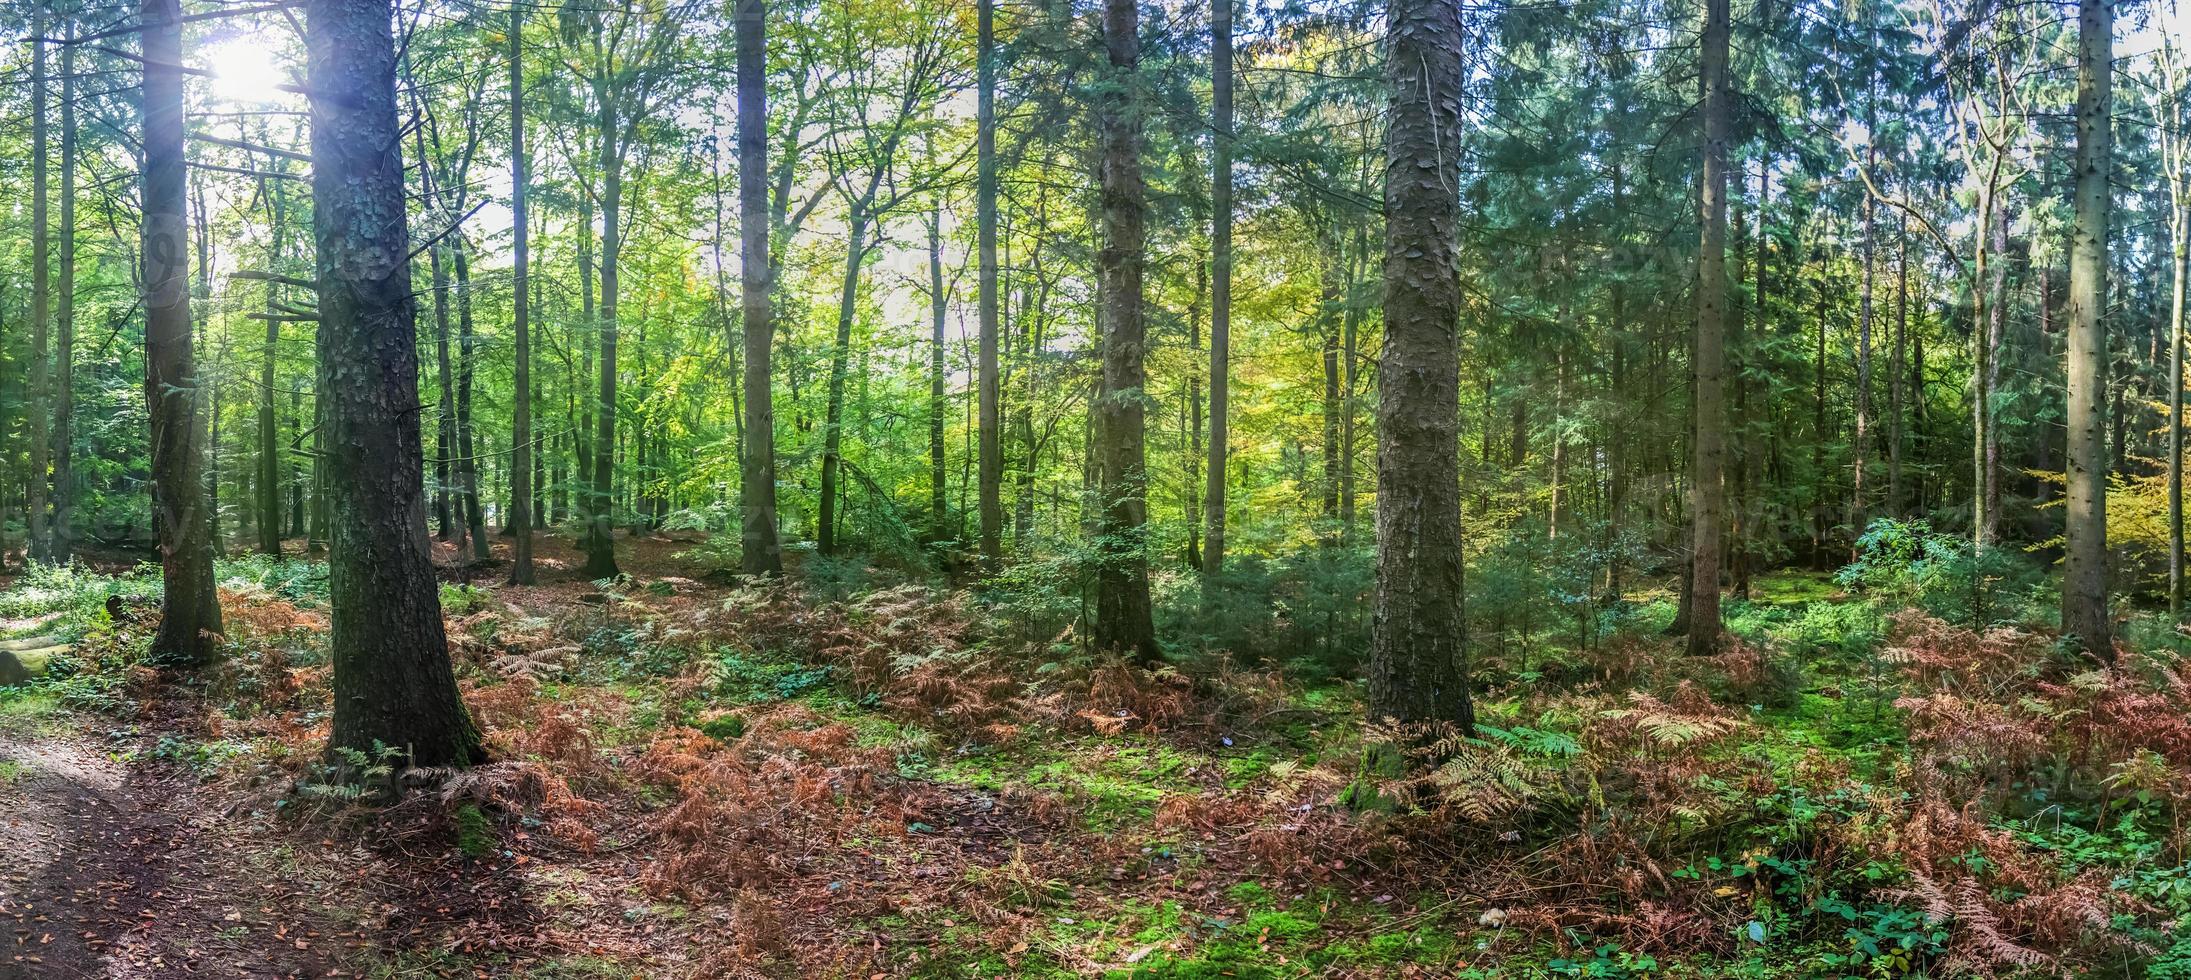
xmin=454 ymin=803 xmax=495 ymax=859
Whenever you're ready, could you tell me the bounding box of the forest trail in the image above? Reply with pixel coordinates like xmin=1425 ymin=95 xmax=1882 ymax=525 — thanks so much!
xmin=0 ymin=729 xmax=339 ymax=979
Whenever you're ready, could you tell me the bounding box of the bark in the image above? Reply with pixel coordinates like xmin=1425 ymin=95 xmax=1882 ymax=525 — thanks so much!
xmin=142 ymin=0 xmax=221 ymax=665
xmin=737 ymin=0 xmax=783 ymax=575
xmin=507 ymin=3 xmax=535 ymax=585
xmin=425 ymin=136 xmax=458 ymax=545
xmin=1093 ymin=0 xmax=1158 ymax=664
xmin=582 ymin=66 xmax=623 ymax=578
xmin=817 ymin=216 xmax=869 ymax=556
xmin=257 ymin=175 xmax=285 ymax=556
xmin=1890 ymin=215 xmax=1907 ymax=517
xmin=2062 ymin=0 xmax=2113 ymax=657
xmin=50 ymin=28 xmax=75 ymax=562
xmin=975 ymin=0 xmax=1003 ymax=565
xmin=1687 ymin=0 xmax=1731 ymax=657
xmin=307 ymin=0 xmax=481 ymax=768
xmin=1853 ymin=128 xmax=1875 ymax=553
xmin=1203 ymin=0 xmax=1232 ymax=581
xmin=2173 ymin=209 xmax=2187 ymax=618
xmin=929 ymin=204 xmax=949 ymax=545
xmin=454 ymin=243 xmax=489 ymax=560
xmin=1368 ymin=0 xmax=1471 ymax=729
xmin=28 ymin=8 xmax=49 ymax=563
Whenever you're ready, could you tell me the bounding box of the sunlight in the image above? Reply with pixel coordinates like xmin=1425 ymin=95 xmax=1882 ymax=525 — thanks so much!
xmin=200 ymin=35 xmax=291 ymax=105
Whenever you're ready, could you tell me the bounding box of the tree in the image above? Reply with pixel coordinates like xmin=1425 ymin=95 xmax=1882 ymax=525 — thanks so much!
xmin=308 ymin=0 xmax=482 ymax=768
xmin=1092 ymin=0 xmax=1158 ymax=664
xmin=141 ymin=0 xmax=221 ymax=665
xmin=508 ymin=2 xmax=535 ymax=585
xmin=975 ymin=0 xmax=1002 ymax=566
xmin=2061 ymin=0 xmax=2111 ymax=657
xmin=29 ymin=3 xmax=50 ymax=563
xmin=2156 ymin=28 xmax=2189 ymax=619
xmin=1203 ymin=0 xmax=1232 ymax=582
xmin=1686 ymin=0 xmax=1730 ymax=657
xmin=51 ymin=17 xmax=76 ymax=563
xmin=1366 ymin=0 xmax=1470 ymax=729
xmin=738 ymin=0 xmax=784 ymax=577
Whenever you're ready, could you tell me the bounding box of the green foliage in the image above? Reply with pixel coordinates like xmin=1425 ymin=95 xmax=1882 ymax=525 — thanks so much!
xmin=439 ymin=583 xmax=491 ymax=616
xmin=1838 ymin=519 xmax=2051 ymax=627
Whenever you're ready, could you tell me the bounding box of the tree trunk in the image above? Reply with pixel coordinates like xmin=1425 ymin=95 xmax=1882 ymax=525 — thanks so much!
xmin=975 ymin=0 xmax=1003 ymax=566
xmin=737 ymin=0 xmax=783 ymax=576
xmin=818 ymin=216 xmax=868 ymax=557
xmin=929 ymin=205 xmax=950 ymax=546
xmin=1853 ymin=128 xmax=1874 ymax=554
xmin=2172 ymin=207 xmax=2186 ymax=619
xmin=582 ymin=75 xmax=623 ymax=578
xmin=2063 ymin=0 xmax=2113 ymax=657
xmin=1687 ymin=0 xmax=1731 ymax=657
xmin=142 ymin=0 xmax=221 ymax=665
xmin=50 ymin=26 xmax=75 ymax=563
xmin=1203 ymin=0 xmax=1232 ymax=582
xmin=428 ymin=195 xmax=458 ymax=545
xmin=1890 ymin=215 xmax=1907 ymax=518
xmin=1093 ymin=0 xmax=1158 ymax=664
xmin=507 ymin=3 xmax=535 ymax=585
xmin=307 ymin=0 xmax=481 ymax=768
xmin=28 ymin=7 xmax=49 ymax=564
xmin=257 ymin=176 xmax=286 ymax=556
xmin=454 ymin=243 xmax=489 ymax=561
xmin=1368 ymin=0 xmax=1471 ymax=729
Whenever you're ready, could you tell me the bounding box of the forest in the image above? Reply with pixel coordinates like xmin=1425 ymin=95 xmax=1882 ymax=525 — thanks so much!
xmin=0 ymin=0 xmax=2188 ymax=975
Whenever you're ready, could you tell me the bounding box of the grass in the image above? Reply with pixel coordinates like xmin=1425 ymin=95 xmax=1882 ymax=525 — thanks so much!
xmin=0 ymin=687 xmax=68 ymax=736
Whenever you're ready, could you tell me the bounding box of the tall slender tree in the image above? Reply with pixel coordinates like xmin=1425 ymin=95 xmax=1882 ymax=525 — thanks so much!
xmin=1686 ymin=0 xmax=1731 ymax=656
xmin=975 ymin=0 xmax=1003 ymax=566
xmin=2062 ymin=0 xmax=2113 ymax=656
xmin=508 ymin=2 xmax=535 ymax=585
xmin=28 ymin=4 xmax=50 ymax=563
xmin=1093 ymin=0 xmax=1158 ymax=663
xmin=738 ymin=0 xmax=784 ymax=576
xmin=51 ymin=17 xmax=76 ymax=563
xmin=1203 ymin=0 xmax=1232 ymax=582
xmin=142 ymin=0 xmax=221 ymax=664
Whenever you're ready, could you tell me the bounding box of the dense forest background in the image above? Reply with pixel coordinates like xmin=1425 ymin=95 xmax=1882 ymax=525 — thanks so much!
xmin=4 ymin=0 xmax=2183 ymax=649
xmin=5 ymin=0 xmax=2191 ymax=975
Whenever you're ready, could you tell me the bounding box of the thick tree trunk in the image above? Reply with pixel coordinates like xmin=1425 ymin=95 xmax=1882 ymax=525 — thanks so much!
xmin=307 ymin=0 xmax=481 ymax=768
xmin=1368 ymin=0 xmax=1471 ymax=729
xmin=1093 ymin=0 xmax=1158 ymax=664
xmin=1687 ymin=0 xmax=1731 ymax=657
xmin=507 ymin=4 xmax=535 ymax=585
xmin=2062 ymin=0 xmax=2113 ymax=657
xmin=142 ymin=0 xmax=221 ymax=665
xmin=1203 ymin=0 xmax=1232 ymax=582
xmin=737 ymin=0 xmax=783 ymax=576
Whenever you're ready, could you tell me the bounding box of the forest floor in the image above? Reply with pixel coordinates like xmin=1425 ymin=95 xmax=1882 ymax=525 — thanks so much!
xmin=1 ymin=529 xmax=2189 ymax=977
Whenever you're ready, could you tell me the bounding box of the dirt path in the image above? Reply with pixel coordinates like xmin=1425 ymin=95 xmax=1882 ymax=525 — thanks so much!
xmin=0 ymin=732 xmax=340 ymax=979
